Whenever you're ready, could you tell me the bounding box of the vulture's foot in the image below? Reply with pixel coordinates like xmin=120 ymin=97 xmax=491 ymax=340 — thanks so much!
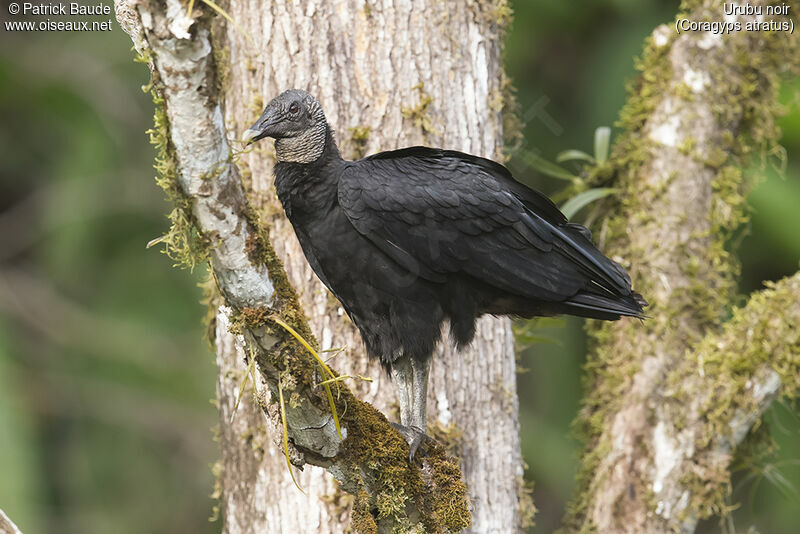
xmin=391 ymin=422 xmax=432 ymax=461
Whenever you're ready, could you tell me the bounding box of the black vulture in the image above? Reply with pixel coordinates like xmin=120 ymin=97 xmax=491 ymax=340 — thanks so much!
xmin=244 ymin=89 xmax=646 ymax=457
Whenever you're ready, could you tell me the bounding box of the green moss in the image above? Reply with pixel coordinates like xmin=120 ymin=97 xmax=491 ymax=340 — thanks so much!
xmin=250 ymin=91 xmax=264 ymax=116
xmin=375 ymin=487 xmax=409 ymax=519
xmin=335 ymin=396 xmax=472 ymax=533
xmin=240 ymin=423 xmax=267 ymax=458
xmin=133 ymin=44 xmax=217 ymax=273
xmin=339 ymin=397 xmax=423 ymax=532
xmin=703 ymin=146 xmax=728 ymax=169
xmin=471 ymin=0 xmax=513 ymax=31
xmin=425 ymin=446 xmax=472 ymax=532
xmin=352 ymin=489 xmax=379 ymax=534
xmin=497 ymin=70 xmax=523 ymax=159
xmin=687 ymin=272 xmax=800 ymax=445
xmin=199 ymin=269 xmax=221 ymax=346
xmin=348 ymin=126 xmax=371 ymax=160
xmin=428 ymin=421 xmax=463 ymax=458
xmin=678 ymin=136 xmax=696 ymax=155
xmin=340 ymin=398 xmax=423 ymax=496
xmin=146 ymin=88 xmax=212 ymax=271
xmin=244 ymin=225 xmax=270 ymax=265
xmin=239 ymin=306 xmax=273 ymax=328
xmin=673 ymin=82 xmax=693 ymax=100
xmin=517 ymin=475 xmax=537 ymax=529
xmin=209 ymin=459 xmax=223 ymax=522
xmin=492 ymin=0 xmax=513 ymax=29
xmin=210 ymin=33 xmax=231 ymax=95
xmin=564 ymin=1 xmax=800 ymax=530
xmin=238 ymin=158 xmax=254 ymax=196
xmin=401 ymin=82 xmax=438 ymax=137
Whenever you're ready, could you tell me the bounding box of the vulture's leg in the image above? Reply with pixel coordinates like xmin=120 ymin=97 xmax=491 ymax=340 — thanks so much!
xmin=410 ymin=355 xmax=430 ymax=432
xmin=391 ymin=355 xmax=413 ymax=427
xmin=390 ymin=354 xmax=430 ymax=460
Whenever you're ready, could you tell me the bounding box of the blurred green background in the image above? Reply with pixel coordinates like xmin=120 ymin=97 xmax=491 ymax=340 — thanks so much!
xmin=0 ymin=1 xmax=798 ymax=533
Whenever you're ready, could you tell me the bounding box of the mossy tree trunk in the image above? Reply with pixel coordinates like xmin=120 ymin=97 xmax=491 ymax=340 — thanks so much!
xmin=115 ymin=0 xmax=526 ymax=532
xmin=215 ymin=2 xmax=527 ymax=531
xmin=564 ymin=2 xmax=800 ymax=532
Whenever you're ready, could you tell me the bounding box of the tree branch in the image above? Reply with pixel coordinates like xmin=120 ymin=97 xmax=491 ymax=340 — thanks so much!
xmin=113 ymin=0 xmax=470 ymax=531
xmin=651 ymin=270 xmax=800 ymax=522
xmin=566 ymin=0 xmax=800 ymax=531
xmin=0 ymin=509 xmax=23 ymax=534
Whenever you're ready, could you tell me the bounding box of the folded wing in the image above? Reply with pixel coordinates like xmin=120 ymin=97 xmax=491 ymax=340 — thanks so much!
xmin=337 ymin=147 xmax=644 ymax=317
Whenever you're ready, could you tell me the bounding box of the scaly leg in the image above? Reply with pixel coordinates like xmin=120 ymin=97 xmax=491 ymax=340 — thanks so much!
xmin=391 ymin=355 xmax=413 ymax=426
xmin=391 ymin=355 xmax=431 ymax=460
xmin=410 ymin=355 xmax=430 ymax=432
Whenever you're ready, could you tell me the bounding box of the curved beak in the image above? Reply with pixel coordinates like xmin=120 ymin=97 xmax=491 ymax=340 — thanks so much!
xmin=242 ymin=126 xmax=268 ymax=146
xmin=242 ymin=108 xmax=279 ymax=146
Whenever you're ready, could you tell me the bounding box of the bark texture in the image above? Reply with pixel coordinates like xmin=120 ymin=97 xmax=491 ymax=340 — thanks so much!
xmin=216 ymin=1 xmax=525 ymax=532
xmin=114 ymin=0 xmax=525 ymax=532
xmin=0 ymin=509 xmax=23 ymax=534
xmin=565 ymin=1 xmax=800 ymax=532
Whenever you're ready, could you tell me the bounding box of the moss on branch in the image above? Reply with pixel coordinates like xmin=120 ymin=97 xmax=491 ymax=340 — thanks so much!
xmin=667 ymin=272 xmax=800 ymax=519
xmin=565 ymin=0 xmax=800 ymax=531
xmin=140 ymin=53 xmax=211 ymax=272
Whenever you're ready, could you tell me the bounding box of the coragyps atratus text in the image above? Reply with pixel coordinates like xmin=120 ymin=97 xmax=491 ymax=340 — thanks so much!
xmin=244 ymin=89 xmax=646 ymax=457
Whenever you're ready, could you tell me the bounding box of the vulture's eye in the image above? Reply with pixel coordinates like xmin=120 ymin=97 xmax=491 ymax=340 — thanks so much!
xmin=289 ymin=102 xmax=300 ymax=115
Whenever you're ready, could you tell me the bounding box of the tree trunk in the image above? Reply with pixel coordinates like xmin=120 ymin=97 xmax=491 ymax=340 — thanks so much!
xmin=0 ymin=509 xmax=23 ymax=534
xmin=564 ymin=2 xmax=800 ymax=532
xmin=114 ymin=0 xmax=526 ymax=532
xmin=214 ymin=1 xmax=525 ymax=532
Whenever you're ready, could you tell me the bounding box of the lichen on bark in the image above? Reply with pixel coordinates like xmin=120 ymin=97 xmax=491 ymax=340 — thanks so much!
xmin=565 ymin=1 xmax=800 ymax=532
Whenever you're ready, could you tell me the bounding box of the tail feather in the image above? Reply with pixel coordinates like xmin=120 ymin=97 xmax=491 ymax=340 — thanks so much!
xmin=562 ymin=291 xmax=647 ymax=320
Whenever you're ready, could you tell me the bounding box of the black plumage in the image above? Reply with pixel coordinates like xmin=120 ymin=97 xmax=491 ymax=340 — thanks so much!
xmin=244 ymin=89 xmax=645 ymax=454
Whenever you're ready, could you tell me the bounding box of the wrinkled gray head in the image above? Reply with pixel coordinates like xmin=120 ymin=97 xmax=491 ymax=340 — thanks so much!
xmin=242 ymin=89 xmax=328 ymax=164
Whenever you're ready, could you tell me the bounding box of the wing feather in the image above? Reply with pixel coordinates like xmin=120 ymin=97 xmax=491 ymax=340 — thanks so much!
xmin=338 ymin=147 xmax=633 ymax=303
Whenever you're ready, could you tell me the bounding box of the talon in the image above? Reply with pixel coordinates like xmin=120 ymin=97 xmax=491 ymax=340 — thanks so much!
xmin=391 ymin=422 xmax=432 ymax=461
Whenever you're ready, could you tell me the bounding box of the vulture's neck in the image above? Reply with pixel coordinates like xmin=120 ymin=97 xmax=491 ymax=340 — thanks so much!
xmin=273 ymin=127 xmax=345 ymax=219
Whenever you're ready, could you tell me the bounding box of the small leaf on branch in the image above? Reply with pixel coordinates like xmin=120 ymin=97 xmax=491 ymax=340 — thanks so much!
xmin=271 ymin=316 xmax=343 ymax=440
xmin=556 ymin=149 xmax=595 ymax=164
xmin=278 ymin=372 xmax=304 ymax=494
xmin=594 ymin=126 xmax=611 ymax=164
xmin=560 ymin=187 xmax=618 ymax=220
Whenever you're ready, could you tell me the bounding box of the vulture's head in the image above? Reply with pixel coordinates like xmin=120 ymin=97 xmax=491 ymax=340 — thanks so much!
xmin=243 ymin=89 xmax=328 ymax=164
